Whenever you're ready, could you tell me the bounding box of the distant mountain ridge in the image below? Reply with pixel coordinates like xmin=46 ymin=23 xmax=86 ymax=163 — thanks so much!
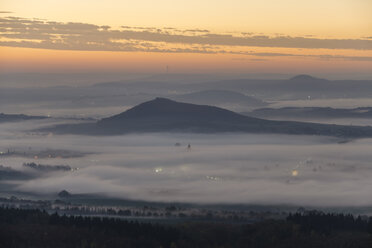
xmin=169 ymin=90 xmax=267 ymax=108
xmin=289 ymin=74 xmax=324 ymax=81
xmin=43 ymin=98 xmax=372 ymax=138
xmin=0 ymin=113 xmax=47 ymax=123
xmin=89 ymin=74 xmax=372 ymax=99
xmin=3 ymin=75 xmax=372 ymax=113
xmin=245 ymin=107 xmax=372 ymax=119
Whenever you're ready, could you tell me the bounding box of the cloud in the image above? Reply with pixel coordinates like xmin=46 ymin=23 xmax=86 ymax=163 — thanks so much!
xmin=318 ymin=55 xmax=372 ymax=62
xmin=247 ymin=52 xmax=372 ymax=62
xmin=0 ymin=11 xmax=13 ymax=14
xmin=1 ymin=16 xmax=372 ymax=62
xmin=183 ymin=29 xmax=210 ymax=33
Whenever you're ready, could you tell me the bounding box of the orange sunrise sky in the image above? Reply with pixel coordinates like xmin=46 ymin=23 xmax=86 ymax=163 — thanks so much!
xmin=0 ymin=0 xmax=371 ymax=76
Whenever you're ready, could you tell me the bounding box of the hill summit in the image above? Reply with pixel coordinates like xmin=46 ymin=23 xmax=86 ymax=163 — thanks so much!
xmin=45 ymin=98 xmax=372 ymax=138
xmin=99 ymin=97 xmax=248 ymax=123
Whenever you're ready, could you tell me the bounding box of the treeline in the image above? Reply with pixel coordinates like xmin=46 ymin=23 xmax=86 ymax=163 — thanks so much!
xmin=0 ymin=208 xmax=178 ymax=248
xmin=287 ymin=210 xmax=372 ymax=234
xmin=1 ymin=207 xmax=372 ymax=248
xmin=23 ymin=162 xmax=72 ymax=172
xmin=0 ymin=165 xmax=30 ymax=180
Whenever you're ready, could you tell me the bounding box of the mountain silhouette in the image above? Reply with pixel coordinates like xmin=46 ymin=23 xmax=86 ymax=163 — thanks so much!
xmin=96 ymin=97 xmax=261 ymax=133
xmin=44 ymin=98 xmax=372 ymax=138
xmin=289 ymin=74 xmax=323 ymax=81
xmin=169 ymin=90 xmax=267 ymax=108
xmin=100 ymin=97 xmax=249 ymax=122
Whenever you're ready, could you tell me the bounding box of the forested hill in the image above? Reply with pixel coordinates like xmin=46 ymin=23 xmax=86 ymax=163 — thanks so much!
xmin=46 ymin=98 xmax=372 ymax=138
xmin=0 ymin=207 xmax=372 ymax=248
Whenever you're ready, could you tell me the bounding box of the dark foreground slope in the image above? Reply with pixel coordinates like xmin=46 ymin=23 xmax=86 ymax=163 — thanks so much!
xmin=46 ymin=98 xmax=372 ymax=138
xmin=1 ymin=208 xmax=371 ymax=248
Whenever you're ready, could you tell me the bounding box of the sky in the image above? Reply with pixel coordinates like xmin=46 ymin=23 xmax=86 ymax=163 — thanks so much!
xmin=0 ymin=0 xmax=372 ymax=76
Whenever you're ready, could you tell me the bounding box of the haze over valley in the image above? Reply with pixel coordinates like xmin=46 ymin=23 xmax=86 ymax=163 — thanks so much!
xmin=1 ymin=75 xmax=372 ymax=211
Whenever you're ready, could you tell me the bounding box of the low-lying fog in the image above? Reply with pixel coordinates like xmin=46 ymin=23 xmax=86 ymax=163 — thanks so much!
xmin=1 ymin=119 xmax=372 ymax=207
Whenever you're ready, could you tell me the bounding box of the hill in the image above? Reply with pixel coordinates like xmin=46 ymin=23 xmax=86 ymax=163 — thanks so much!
xmin=169 ymin=90 xmax=267 ymax=108
xmin=43 ymin=98 xmax=372 ymax=138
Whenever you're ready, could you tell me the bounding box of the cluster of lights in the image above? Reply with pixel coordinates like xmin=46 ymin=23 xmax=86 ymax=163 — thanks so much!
xmin=206 ymin=175 xmax=220 ymax=181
